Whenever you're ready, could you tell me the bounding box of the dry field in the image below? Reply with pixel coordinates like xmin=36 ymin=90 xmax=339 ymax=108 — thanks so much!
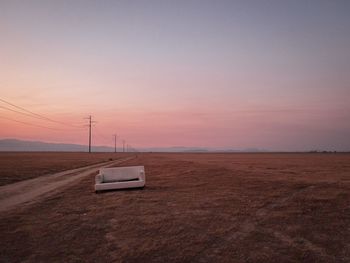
xmin=0 ymin=152 xmax=126 ymax=186
xmin=0 ymin=153 xmax=350 ymax=262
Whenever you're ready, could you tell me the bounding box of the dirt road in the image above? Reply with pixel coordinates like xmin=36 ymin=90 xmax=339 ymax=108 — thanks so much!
xmin=0 ymin=156 xmax=134 ymax=212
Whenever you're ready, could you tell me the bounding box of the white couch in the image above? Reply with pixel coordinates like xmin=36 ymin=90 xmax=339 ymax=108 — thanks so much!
xmin=95 ymin=166 xmax=145 ymax=192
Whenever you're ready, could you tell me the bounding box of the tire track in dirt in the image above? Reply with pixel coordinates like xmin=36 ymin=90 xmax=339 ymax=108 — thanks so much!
xmin=0 ymin=156 xmax=135 ymax=213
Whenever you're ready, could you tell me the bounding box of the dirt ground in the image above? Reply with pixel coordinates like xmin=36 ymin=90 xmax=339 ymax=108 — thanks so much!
xmin=0 ymin=152 xmax=127 ymax=186
xmin=0 ymin=156 xmax=135 ymax=213
xmin=0 ymin=153 xmax=349 ymax=262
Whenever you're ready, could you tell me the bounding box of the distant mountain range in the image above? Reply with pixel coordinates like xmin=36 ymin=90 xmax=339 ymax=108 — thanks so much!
xmin=0 ymin=139 xmax=114 ymax=152
xmin=0 ymin=138 xmax=269 ymax=152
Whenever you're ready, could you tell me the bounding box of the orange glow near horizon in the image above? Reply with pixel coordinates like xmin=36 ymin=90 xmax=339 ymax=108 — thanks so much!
xmin=1 ymin=102 xmax=349 ymax=151
xmin=1 ymin=1 xmax=350 ymax=151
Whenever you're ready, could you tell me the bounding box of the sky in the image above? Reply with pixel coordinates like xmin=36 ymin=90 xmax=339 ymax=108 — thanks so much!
xmin=1 ymin=0 xmax=350 ymax=151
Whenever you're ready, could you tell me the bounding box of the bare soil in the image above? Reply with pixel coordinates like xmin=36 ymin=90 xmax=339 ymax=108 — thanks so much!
xmin=0 ymin=153 xmax=349 ymax=262
xmin=0 ymin=152 xmax=128 ymax=186
xmin=0 ymin=156 xmax=135 ymax=213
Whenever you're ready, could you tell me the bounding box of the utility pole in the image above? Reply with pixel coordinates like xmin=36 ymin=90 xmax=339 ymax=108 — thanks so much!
xmin=85 ymin=115 xmax=95 ymax=153
xmin=123 ymin=140 xmax=126 ymax=153
xmin=88 ymin=115 xmax=92 ymax=153
xmin=114 ymin=134 xmax=117 ymax=153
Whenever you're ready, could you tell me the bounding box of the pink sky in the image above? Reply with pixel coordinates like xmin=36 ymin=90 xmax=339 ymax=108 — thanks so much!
xmin=1 ymin=1 xmax=350 ymax=151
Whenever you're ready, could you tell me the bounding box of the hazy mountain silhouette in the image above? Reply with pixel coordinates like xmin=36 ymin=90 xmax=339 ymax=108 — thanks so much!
xmin=0 ymin=139 xmax=209 ymax=152
xmin=0 ymin=139 xmax=114 ymax=152
xmin=0 ymin=139 xmax=269 ymax=152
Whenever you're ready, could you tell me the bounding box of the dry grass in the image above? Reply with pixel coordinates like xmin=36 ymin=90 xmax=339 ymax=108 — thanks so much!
xmin=0 ymin=152 xmax=127 ymax=186
xmin=0 ymin=153 xmax=349 ymax=262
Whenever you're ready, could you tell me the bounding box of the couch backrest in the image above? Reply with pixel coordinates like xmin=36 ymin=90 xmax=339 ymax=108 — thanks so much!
xmin=100 ymin=166 xmax=145 ymax=183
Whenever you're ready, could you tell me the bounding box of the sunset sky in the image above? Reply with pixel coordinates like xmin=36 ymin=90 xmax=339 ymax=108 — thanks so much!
xmin=1 ymin=0 xmax=350 ymax=151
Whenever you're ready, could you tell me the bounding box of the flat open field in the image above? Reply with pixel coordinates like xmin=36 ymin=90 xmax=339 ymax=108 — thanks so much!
xmin=0 ymin=153 xmax=350 ymax=262
xmin=0 ymin=152 xmax=126 ymax=186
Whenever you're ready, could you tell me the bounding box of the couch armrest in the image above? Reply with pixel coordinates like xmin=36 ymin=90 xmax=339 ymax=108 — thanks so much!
xmin=95 ymin=173 xmax=104 ymax=184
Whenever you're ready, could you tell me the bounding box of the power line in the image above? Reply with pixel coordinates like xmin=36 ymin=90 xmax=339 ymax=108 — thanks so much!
xmin=0 ymin=98 xmax=84 ymax=128
xmin=92 ymin=128 xmax=136 ymax=153
xmin=94 ymin=126 xmax=111 ymax=142
xmin=0 ymin=115 xmax=74 ymax=131
xmin=84 ymin=115 xmax=97 ymax=153
xmin=0 ymin=99 xmax=139 ymax=152
xmin=0 ymin=105 xmax=46 ymax=120
xmin=0 ymin=105 xmax=85 ymax=130
xmin=0 ymin=98 xmax=139 ymax=153
xmin=93 ymin=127 xmax=134 ymax=154
xmin=3 ymin=112 xmax=139 ymax=152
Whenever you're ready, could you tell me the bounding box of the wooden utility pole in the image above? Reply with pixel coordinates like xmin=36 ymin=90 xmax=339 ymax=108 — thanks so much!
xmin=123 ymin=140 xmax=126 ymax=153
xmin=88 ymin=115 xmax=92 ymax=153
xmin=114 ymin=134 xmax=117 ymax=153
xmin=85 ymin=115 xmax=96 ymax=153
